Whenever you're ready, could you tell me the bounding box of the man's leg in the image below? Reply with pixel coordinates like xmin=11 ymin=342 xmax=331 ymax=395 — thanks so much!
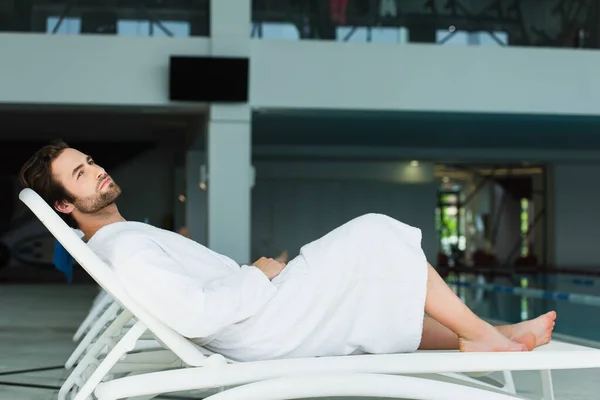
xmin=419 ymin=316 xmax=459 ymax=350
xmin=495 ymin=311 xmax=556 ymax=350
xmin=422 ymin=263 xmax=555 ymax=352
xmin=419 ymin=312 xmax=556 ymax=351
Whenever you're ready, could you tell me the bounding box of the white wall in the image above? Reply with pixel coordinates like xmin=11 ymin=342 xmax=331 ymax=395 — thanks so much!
xmin=2 ymin=33 xmax=600 ymax=116
xmin=553 ymin=164 xmax=600 ymax=268
xmin=252 ymin=179 xmax=438 ymax=264
xmin=0 ymin=33 xmax=210 ymax=106
xmin=543 ymin=164 xmax=600 ymax=342
xmin=251 ymin=40 xmax=600 ymax=115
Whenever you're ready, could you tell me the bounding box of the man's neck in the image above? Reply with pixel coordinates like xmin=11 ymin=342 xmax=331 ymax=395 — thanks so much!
xmin=77 ymin=205 xmax=126 ymax=240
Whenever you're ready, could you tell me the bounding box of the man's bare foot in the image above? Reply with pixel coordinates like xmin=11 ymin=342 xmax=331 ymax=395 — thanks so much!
xmin=497 ymin=311 xmax=556 ymax=351
xmin=459 ymin=322 xmax=529 ymax=352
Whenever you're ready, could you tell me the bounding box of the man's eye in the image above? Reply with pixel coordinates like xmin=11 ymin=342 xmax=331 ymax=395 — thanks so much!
xmin=78 ymin=171 xmax=83 ymax=178
xmin=88 ymin=159 xmax=94 ymax=165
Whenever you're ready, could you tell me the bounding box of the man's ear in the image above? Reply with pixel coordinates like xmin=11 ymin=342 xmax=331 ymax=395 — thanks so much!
xmin=54 ymin=199 xmax=74 ymax=215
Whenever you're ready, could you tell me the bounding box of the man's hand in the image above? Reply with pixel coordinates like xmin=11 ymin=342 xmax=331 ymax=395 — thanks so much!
xmin=252 ymin=257 xmax=286 ymax=280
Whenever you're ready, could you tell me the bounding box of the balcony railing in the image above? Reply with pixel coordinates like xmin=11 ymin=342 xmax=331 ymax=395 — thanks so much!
xmin=251 ymin=0 xmax=600 ymax=49
xmin=3 ymin=0 xmax=599 ymax=50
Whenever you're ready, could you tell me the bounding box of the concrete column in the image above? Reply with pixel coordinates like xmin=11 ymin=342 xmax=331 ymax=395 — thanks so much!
xmin=207 ymin=0 xmax=252 ymax=263
xmin=207 ymin=109 xmax=252 ymax=263
xmin=548 ymin=164 xmax=600 ymax=339
xmin=553 ymin=164 xmax=600 ymax=267
xmin=210 ymin=0 xmax=250 ymax=56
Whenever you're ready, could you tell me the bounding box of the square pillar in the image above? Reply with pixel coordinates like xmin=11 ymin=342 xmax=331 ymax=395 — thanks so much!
xmin=207 ymin=106 xmax=252 ymax=263
xmin=205 ymin=0 xmax=252 ymax=263
xmin=210 ymin=0 xmax=250 ymax=56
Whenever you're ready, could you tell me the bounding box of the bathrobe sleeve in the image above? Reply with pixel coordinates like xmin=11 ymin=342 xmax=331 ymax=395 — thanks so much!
xmin=114 ymin=237 xmax=278 ymax=339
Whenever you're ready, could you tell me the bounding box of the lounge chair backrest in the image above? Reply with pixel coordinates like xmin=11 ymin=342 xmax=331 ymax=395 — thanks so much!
xmin=19 ymin=188 xmax=209 ymax=366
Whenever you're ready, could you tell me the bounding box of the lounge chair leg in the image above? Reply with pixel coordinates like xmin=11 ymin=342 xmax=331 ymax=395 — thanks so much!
xmin=59 ymin=310 xmax=134 ymax=400
xmin=73 ymin=292 xmax=114 ymax=342
xmin=73 ymin=321 xmax=147 ymax=400
xmin=501 ymin=371 xmax=516 ymax=394
xmin=66 ymin=302 xmax=122 ymax=369
xmin=540 ymin=370 xmax=555 ymax=400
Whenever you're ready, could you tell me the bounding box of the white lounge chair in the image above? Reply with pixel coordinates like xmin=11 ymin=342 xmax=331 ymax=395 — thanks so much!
xmin=19 ymin=187 xmax=600 ymax=400
xmin=73 ymin=289 xmax=113 ymax=342
xmin=67 ymin=293 xmax=121 ymax=369
xmin=64 ymin=300 xmax=522 ymax=400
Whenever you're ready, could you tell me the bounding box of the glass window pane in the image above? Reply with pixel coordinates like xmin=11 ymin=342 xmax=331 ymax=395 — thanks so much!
xmin=478 ymin=31 xmax=508 ymax=46
xmin=47 ymin=17 xmax=81 ymax=35
xmin=337 ymin=27 xmax=368 ymax=42
xmin=152 ymin=21 xmax=190 ymax=37
xmin=437 ymin=29 xmax=508 ymax=46
xmin=371 ymin=27 xmax=408 ymax=43
xmin=117 ymin=19 xmax=150 ymax=36
xmin=437 ymin=29 xmax=469 ymax=45
xmin=261 ymin=22 xmax=299 ymax=40
xmin=336 ymin=26 xmax=408 ymax=43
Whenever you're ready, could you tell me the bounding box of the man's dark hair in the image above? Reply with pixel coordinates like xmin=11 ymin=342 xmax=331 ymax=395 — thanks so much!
xmin=19 ymin=139 xmax=77 ymax=227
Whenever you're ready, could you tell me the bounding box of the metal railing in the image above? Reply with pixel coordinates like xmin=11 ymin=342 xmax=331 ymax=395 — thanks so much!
xmin=252 ymin=0 xmax=600 ymax=49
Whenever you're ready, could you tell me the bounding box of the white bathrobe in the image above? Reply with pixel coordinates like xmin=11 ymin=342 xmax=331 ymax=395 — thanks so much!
xmin=87 ymin=213 xmax=428 ymax=362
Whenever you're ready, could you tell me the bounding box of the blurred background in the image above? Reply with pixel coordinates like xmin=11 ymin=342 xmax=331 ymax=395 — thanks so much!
xmin=2 ymin=0 xmax=600 ymax=398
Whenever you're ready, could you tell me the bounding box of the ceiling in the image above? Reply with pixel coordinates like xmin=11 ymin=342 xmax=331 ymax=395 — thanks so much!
xmin=0 ymin=107 xmax=201 ymax=174
xmin=0 ymin=106 xmax=197 ymax=142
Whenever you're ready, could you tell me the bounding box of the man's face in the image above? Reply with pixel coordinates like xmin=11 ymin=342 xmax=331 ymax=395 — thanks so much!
xmin=51 ymin=148 xmax=121 ymax=215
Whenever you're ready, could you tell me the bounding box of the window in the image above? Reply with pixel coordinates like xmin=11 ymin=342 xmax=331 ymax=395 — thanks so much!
xmin=336 ymin=26 xmax=408 ymax=43
xmin=436 ymin=29 xmax=508 ymax=46
xmin=47 ymin=17 xmax=81 ymax=34
xmin=117 ymin=20 xmax=190 ymax=37
xmin=251 ymin=22 xmax=300 ymax=40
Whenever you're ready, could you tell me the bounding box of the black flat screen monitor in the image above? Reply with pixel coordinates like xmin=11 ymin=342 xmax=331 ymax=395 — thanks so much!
xmin=169 ymin=56 xmax=249 ymax=102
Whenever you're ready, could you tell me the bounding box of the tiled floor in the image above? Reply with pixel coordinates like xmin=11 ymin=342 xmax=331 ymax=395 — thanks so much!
xmin=0 ymin=284 xmax=95 ymax=400
xmin=2 ymin=284 xmax=600 ymax=399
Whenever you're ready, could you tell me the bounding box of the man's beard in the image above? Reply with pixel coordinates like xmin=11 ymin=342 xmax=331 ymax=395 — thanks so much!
xmin=73 ymin=182 xmax=122 ymax=214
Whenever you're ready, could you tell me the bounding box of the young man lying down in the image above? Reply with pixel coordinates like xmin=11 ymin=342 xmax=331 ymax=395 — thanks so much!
xmin=19 ymin=140 xmax=556 ymax=362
